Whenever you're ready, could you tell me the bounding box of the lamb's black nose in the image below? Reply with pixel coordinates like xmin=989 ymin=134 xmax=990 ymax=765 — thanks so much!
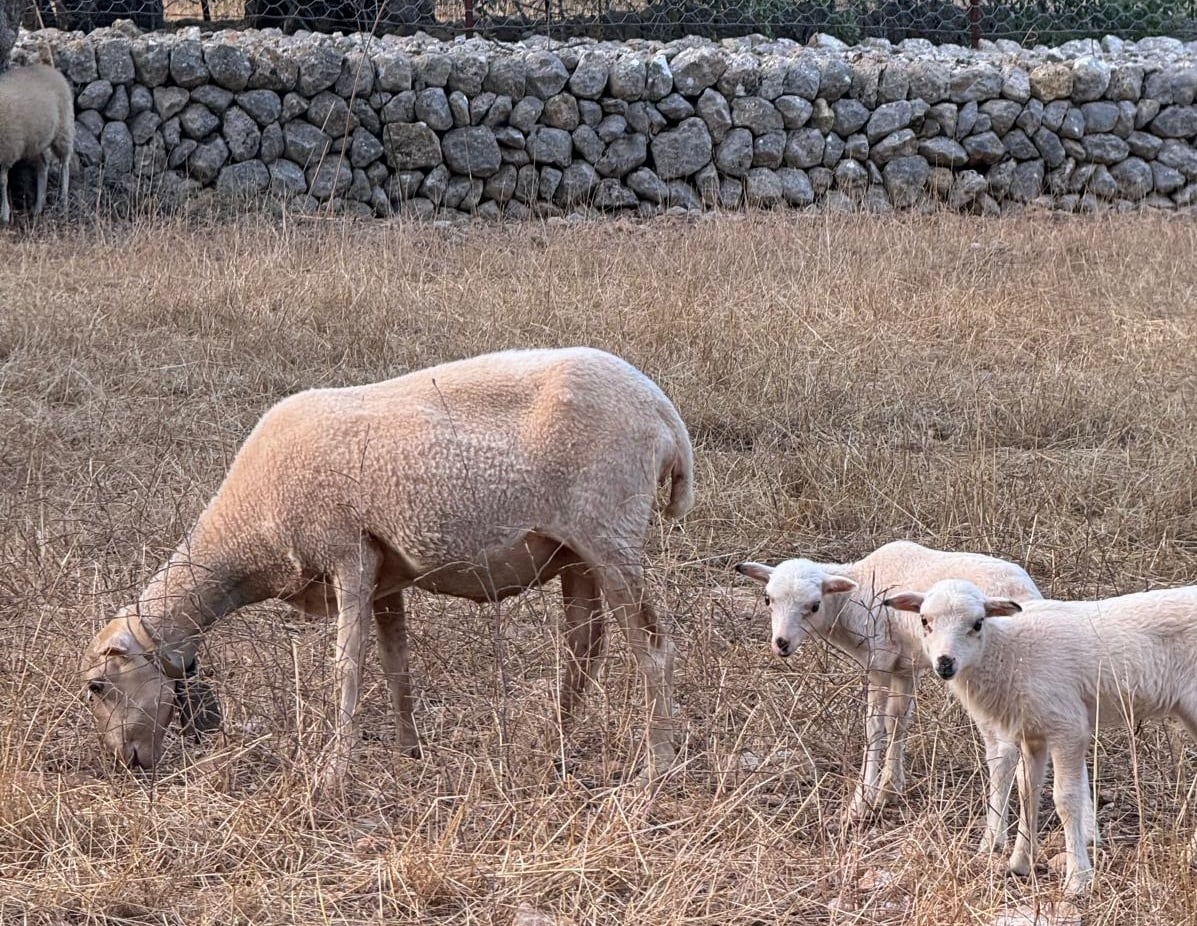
xmin=935 ymin=656 xmax=956 ymax=680
xmin=774 ymin=636 xmax=791 ymax=656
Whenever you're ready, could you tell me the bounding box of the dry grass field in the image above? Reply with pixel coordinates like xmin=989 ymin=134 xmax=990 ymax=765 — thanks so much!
xmin=0 ymin=211 xmax=1195 ymax=926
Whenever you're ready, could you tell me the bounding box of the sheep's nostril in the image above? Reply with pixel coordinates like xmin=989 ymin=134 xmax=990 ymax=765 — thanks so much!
xmin=935 ymin=656 xmax=956 ymax=679
xmin=774 ymin=637 xmax=790 ymax=655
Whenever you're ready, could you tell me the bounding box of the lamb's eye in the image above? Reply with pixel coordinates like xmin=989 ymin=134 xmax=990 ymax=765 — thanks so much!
xmin=972 ymin=620 xmax=983 ymax=633
xmin=86 ymin=680 xmax=105 ymax=698
xmin=920 ymin=616 xmax=929 ymax=630
xmin=811 ymin=602 xmax=820 ymax=613
xmin=763 ymin=594 xmax=772 ymax=607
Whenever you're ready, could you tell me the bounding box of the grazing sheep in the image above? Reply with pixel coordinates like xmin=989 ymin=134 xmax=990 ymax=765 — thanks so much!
xmin=886 ymin=579 xmax=1197 ymax=894
xmin=0 ymin=48 xmax=74 ymax=224
xmin=736 ymin=540 xmax=1081 ymax=851
xmin=81 ymin=347 xmax=694 ymax=792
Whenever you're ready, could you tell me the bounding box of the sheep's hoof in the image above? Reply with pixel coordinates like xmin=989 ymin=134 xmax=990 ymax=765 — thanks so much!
xmin=1007 ymin=854 xmax=1033 ymax=878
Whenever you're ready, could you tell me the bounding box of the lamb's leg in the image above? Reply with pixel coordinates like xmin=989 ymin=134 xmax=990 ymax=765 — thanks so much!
xmin=1052 ymin=741 xmax=1093 ymax=895
xmin=848 ymin=676 xmax=889 ymax=823
xmin=0 ymin=166 xmax=9 ymax=224
xmin=1176 ymin=710 xmax=1197 ymax=864
xmin=1079 ymin=760 xmax=1099 ymax=848
xmin=315 ymin=541 xmax=381 ymax=795
xmin=597 ymin=563 xmax=676 ymax=781
xmin=1009 ymin=738 xmax=1047 ymax=877
xmin=877 ymin=671 xmax=915 ymax=804
xmin=976 ymin=721 xmax=1019 ymax=854
xmin=557 ymin=563 xmax=605 ymax=728
xmin=34 ymin=155 xmax=48 ymax=216
xmin=373 ymin=589 xmax=419 ymax=758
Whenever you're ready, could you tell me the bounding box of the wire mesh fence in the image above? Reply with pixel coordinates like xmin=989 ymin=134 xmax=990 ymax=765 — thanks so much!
xmin=18 ymin=0 xmax=1197 ymax=48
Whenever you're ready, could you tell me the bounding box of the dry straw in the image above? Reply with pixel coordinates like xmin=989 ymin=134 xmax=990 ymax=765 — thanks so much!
xmin=0 ymin=210 xmax=1195 ymax=924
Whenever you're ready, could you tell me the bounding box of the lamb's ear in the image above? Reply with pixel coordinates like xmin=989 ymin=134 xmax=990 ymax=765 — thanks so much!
xmin=984 ymin=598 xmax=1022 ymax=618
xmin=735 ymin=562 xmax=774 ymax=584
xmin=822 ymin=575 xmax=857 ymax=595
xmin=883 ymin=592 xmax=925 ymax=613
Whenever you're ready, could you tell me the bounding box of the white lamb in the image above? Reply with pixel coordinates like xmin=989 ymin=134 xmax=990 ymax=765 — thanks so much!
xmin=886 ymin=579 xmax=1197 ymax=894
xmin=80 ymin=347 xmax=694 ymax=792
xmin=0 ymin=49 xmax=74 ymax=224
xmin=736 ymin=540 xmax=1086 ymax=851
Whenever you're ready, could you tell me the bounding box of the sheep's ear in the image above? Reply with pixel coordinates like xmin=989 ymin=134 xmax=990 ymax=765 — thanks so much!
xmin=175 ymin=676 xmax=223 ymax=738
xmin=156 ymin=646 xmax=191 ymax=680
xmin=883 ymin=592 xmax=925 ymax=613
xmin=735 ymin=562 xmax=773 ymax=584
xmin=984 ymin=598 xmax=1022 ymax=618
xmin=822 ymin=575 xmax=857 ymax=595
xmin=95 ymin=624 xmax=135 ymax=657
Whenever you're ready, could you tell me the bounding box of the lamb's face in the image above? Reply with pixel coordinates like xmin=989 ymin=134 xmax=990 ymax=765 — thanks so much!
xmin=81 ymin=611 xmax=177 ymax=769
xmin=735 ymin=560 xmax=857 ymax=658
xmin=884 ymin=580 xmax=1021 ymax=681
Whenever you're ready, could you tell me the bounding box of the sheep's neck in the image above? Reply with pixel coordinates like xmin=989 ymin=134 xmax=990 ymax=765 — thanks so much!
xmin=815 ymin=561 xmax=922 ymax=674
xmin=136 ymin=532 xmax=248 ymax=645
xmin=951 ymin=620 xmax=1022 ymax=732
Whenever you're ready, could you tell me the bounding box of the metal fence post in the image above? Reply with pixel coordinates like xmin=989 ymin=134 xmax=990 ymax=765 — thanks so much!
xmin=969 ymin=0 xmax=981 ymax=47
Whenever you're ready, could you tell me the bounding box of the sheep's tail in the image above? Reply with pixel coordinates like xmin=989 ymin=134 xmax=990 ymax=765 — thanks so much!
xmin=659 ymin=405 xmax=695 ymax=521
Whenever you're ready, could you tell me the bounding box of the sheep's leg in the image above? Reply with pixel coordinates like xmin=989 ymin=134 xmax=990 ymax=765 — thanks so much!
xmin=976 ymin=722 xmax=1019 ymax=854
xmin=558 ymin=564 xmax=605 ymax=727
xmin=877 ymin=671 xmax=915 ymax=804
xmin=0 ymin=166 xmax=9 ymax=224
xmin=1009 ymin=738 xmax=1047 ymax=877
xmin=847 ymin=676 xmax=889 ymax=823
xmin=1052 ymin=742 xmax=1093 ymax=895
xmin=373 ymin=590 xmax=419 ymax=758
xmin=54 ymin=144 xmax=70 ymax=212
xmin=33 ymin=155 xmax=48 ymax=216
xmin=315 ymin=542 xmax=380 ymax=795
xmin=598 ymin=565 xmax=676 ymax=781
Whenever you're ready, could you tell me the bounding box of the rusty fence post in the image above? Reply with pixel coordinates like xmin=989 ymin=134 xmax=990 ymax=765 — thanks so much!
xmin=969 ymin=0 xmax=981 ymax=47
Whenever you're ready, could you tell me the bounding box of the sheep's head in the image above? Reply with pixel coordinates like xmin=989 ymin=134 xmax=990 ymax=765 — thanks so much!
xmin=884 ymin=579 xmax=1021 ymax=681
xmin=80 ymin=607 xmax=199 ymax=769
xmin=735 ymin=559 xmax=858 ymax=657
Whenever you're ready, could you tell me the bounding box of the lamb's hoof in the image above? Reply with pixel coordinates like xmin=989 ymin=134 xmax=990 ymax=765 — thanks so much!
xmin=971 ymin=839 xmax=1006 ymax=862
xmin=1063 ymin=870 xmax=1093 ymax=896
xmin=1007 ymin=854 xmax=1033 ymax=878
xmin=312 ymin=747 xmax=351 ymax=801
xmin=846 ymin=795 xmax=883 ymax=827
xmin=311 ymin=770 xmax=346 ymax=804
xmin=552 ymin=756 xmax=579 ymax=779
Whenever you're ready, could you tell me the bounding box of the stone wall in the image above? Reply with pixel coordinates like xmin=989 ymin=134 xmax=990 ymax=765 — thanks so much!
xmin=11 ymin=24 xmax=1197 ymax=217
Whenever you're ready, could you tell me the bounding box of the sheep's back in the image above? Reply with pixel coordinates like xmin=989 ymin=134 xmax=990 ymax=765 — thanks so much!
xmin=206 ymin=348 xmax=686 ymax=567
xmin=862 ymin=540 xmax=1042 ymax=602
xmin=991 ymin=589 xmax=1197 ymax=726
